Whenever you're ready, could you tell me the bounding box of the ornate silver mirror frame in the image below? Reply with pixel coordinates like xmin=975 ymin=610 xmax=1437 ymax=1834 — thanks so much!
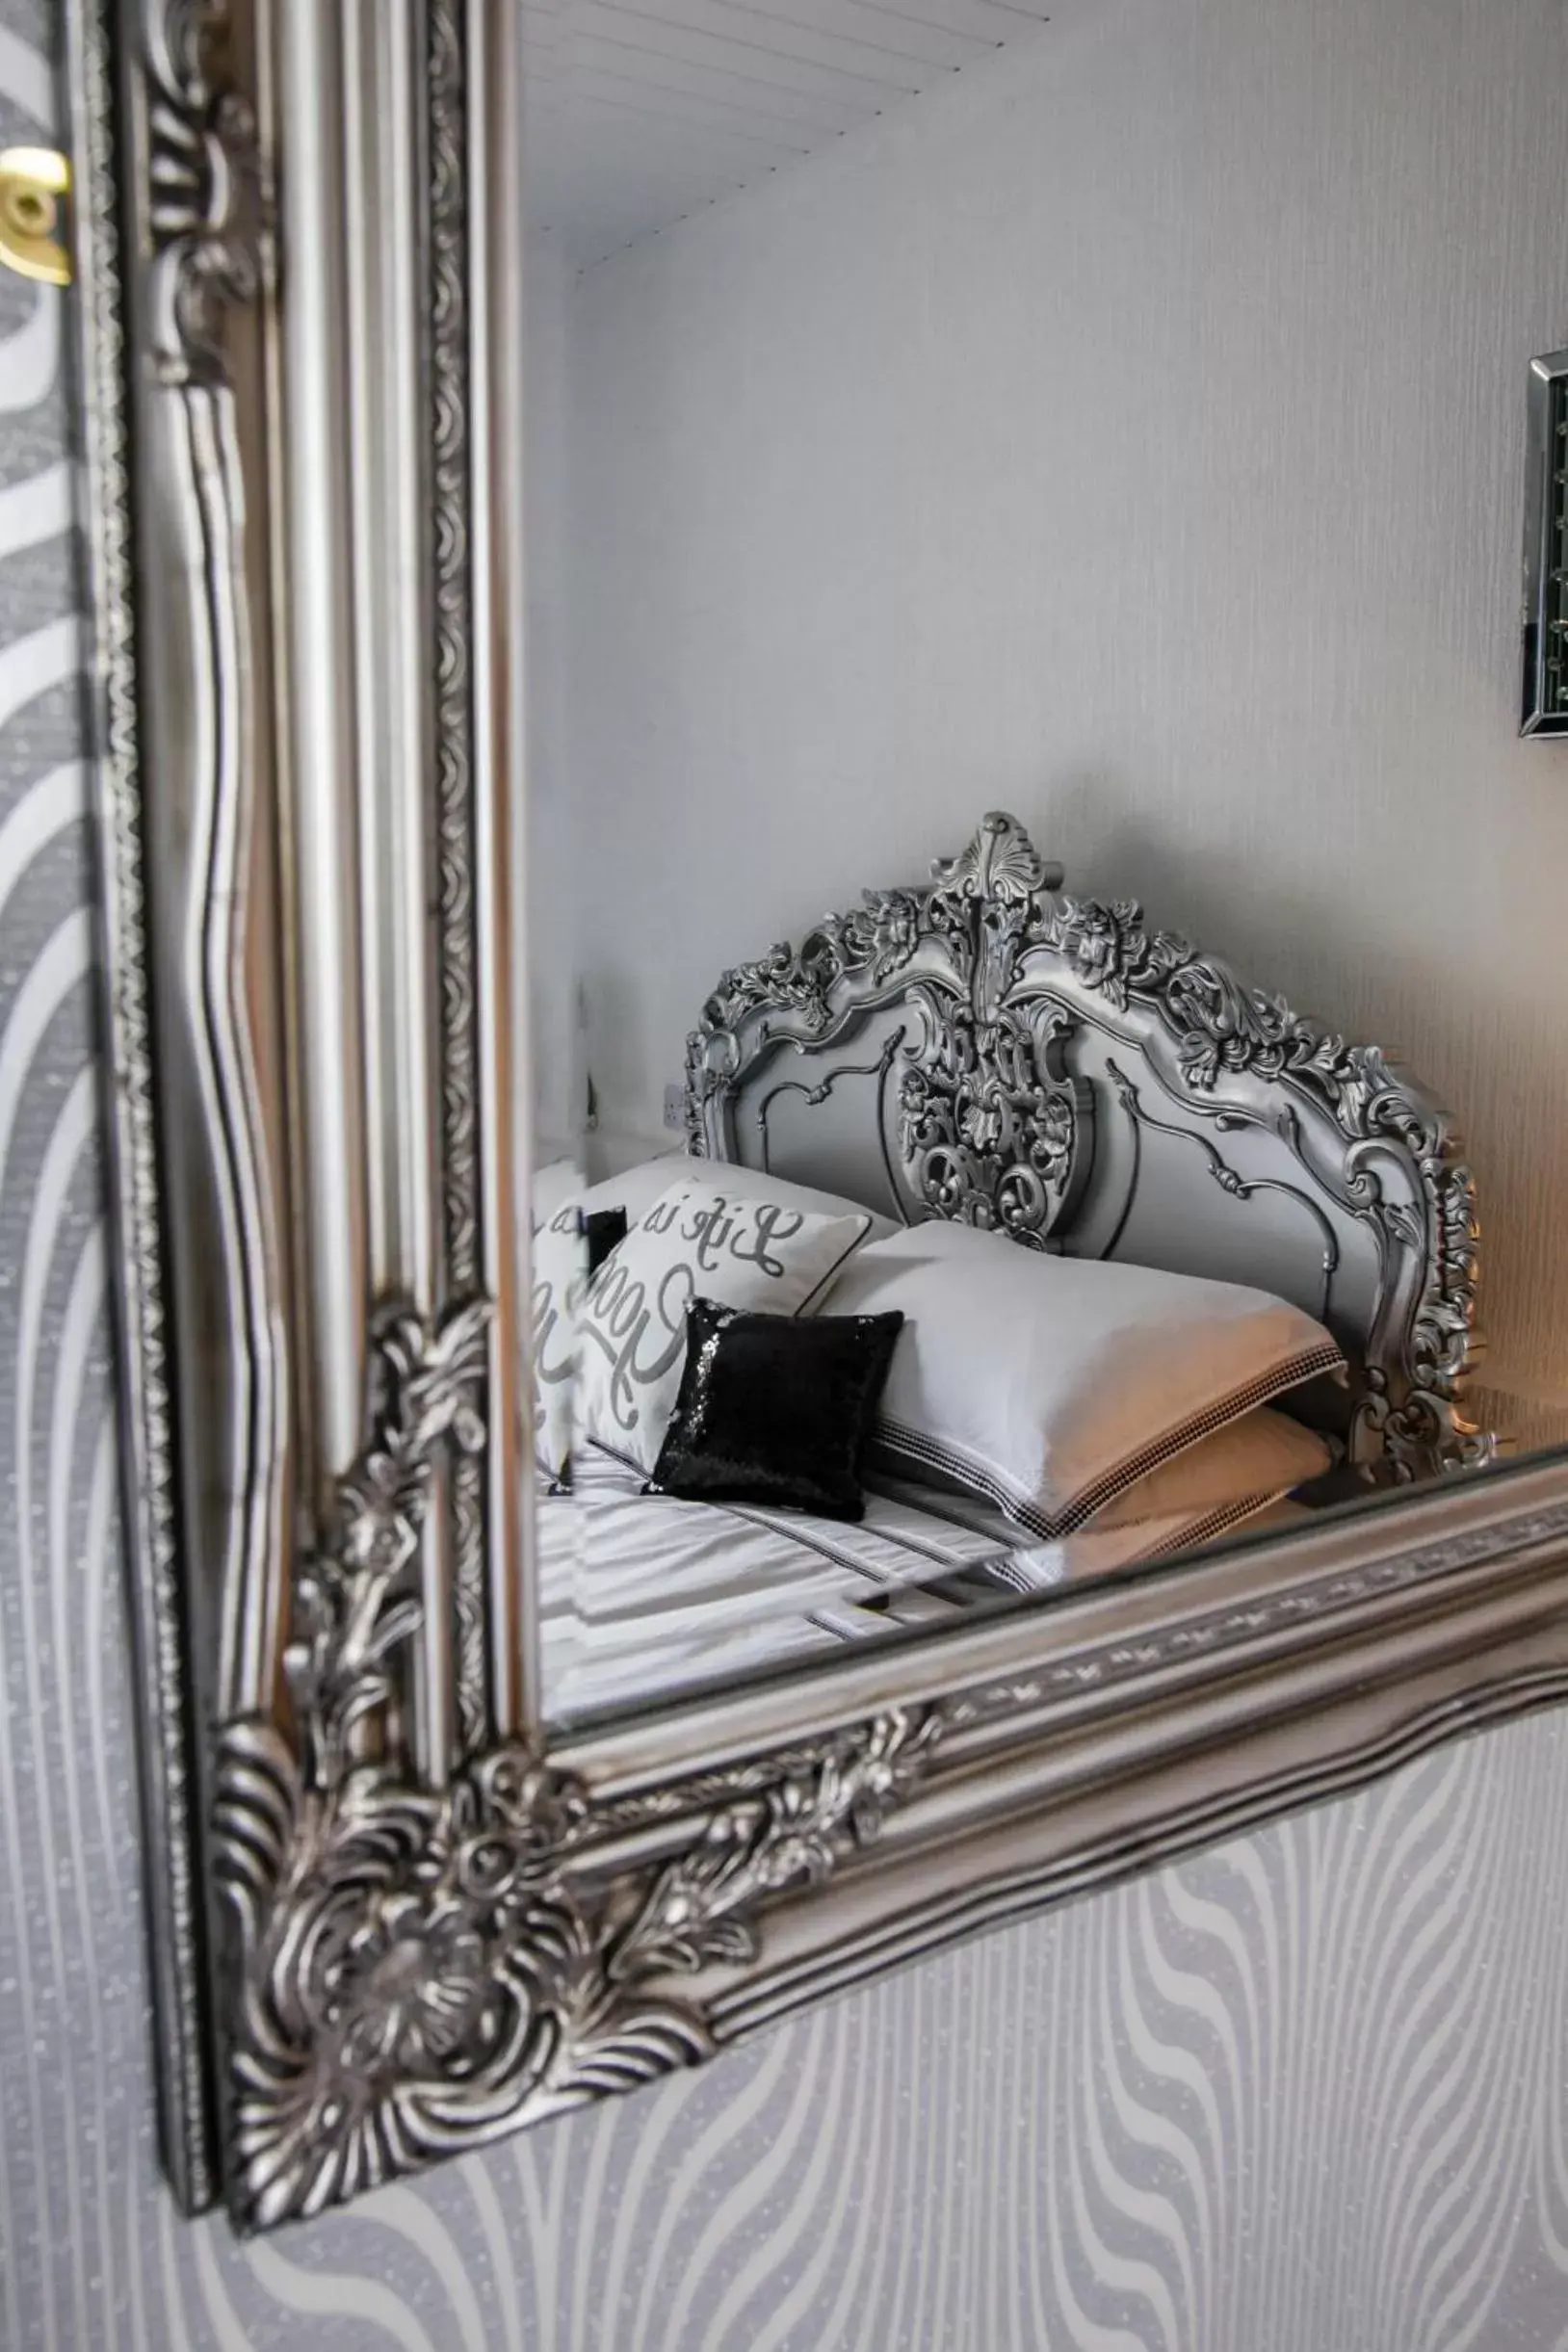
xmin=68 ymin=0 xmax=1568 ymax=2234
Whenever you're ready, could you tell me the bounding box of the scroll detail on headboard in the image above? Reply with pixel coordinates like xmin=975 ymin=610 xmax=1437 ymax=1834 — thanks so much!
xmin=685 ymin=812 xmax=1495 ymax=1483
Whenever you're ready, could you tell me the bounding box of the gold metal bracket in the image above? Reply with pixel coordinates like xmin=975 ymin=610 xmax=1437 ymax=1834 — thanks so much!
xmin=0 ymin=148 xmax=70 ymax=288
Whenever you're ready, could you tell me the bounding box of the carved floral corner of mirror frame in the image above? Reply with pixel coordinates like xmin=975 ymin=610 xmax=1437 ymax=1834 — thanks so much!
xmin=212 ymin=1293 xmax=946 ymax=2227
xmin=684 ymin=810 xmax=1489 ymax=1481
xmin=216 ymin=1703 xmax=945 ymax=2229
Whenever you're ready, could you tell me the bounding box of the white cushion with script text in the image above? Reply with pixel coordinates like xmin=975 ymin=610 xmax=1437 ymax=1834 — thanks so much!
xmin=574 ymin=1179 xmax=875 ymax=1473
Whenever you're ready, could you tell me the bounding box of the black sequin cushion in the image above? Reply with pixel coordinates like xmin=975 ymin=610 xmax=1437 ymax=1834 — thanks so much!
xmin=644 ymin=1296 xmax=905 ymax=1521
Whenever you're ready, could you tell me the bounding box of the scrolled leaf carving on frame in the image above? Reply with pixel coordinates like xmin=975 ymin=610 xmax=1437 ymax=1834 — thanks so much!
xmin=143 ymin=2 xmax=269 ymax=387
xmin=215 ymin=1301 xmax=941 ymax=2228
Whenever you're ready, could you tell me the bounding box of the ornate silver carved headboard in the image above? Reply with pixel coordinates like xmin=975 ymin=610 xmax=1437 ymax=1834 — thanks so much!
xmin=685 ymin=812 xmax=1494 ymax=1481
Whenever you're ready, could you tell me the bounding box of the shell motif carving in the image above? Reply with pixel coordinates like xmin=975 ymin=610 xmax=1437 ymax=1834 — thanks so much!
xmin=904 ymin=816 xmax=1080 ymax=1241
xmin=216 ymin=1300 xmax=939 ymax=2228
xmin=689 ymin=814 xmax=1087 ymax=1242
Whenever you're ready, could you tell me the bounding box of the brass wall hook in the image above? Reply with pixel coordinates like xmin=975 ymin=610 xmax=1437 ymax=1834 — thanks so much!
xmin=0 ymin=148 xmax=70 ymax=288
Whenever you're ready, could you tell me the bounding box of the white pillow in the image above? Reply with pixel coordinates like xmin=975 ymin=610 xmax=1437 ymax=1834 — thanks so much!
xmin=907 ymin=1413 xmax=1331 ymax=1553
xmin=530 ymin=1158 xmax=894 ymax=1481
xmin=710 ymin=1165 xmax=898 ymax=1239
xmin=530 ymin=1166 xmax=674 ymax=1484
xmin=819 ymin=1220 xmax=1344 ymax=1535
xmin=1088 ymin=1406 xmax=1332 ymax=1529
xmin=574 ymin=1178 xmax=878 ymax=1472
xmin=531 ymin=1201 xmax=587 ymax=1484
xmin=630 ymin=1157 xmax=899 ymax=1240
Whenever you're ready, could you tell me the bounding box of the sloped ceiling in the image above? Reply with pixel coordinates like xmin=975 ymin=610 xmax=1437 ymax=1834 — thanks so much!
xmin=520 ymin=0 xmax=1055 ymax=268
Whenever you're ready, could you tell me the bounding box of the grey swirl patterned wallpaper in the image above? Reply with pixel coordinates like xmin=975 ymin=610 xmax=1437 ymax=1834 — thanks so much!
xmin=7 ymin=6 xmax=1568 ymax=2346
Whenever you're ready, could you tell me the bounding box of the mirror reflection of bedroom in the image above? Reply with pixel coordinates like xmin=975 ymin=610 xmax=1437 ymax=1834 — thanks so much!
xmin=517 ymin=0 xmax=1568 ymax=1728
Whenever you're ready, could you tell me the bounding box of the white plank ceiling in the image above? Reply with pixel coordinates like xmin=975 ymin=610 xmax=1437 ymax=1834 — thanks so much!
xmin=520 ymin=0 xmax=1057 ymax=268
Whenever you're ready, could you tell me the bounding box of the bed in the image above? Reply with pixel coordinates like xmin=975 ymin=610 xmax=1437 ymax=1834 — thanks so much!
xmin=536 ymin=811 xmax=1497 ymax=1721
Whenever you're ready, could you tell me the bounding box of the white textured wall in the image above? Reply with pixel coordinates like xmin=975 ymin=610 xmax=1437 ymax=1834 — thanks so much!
xmin=564 ymin=0 xmax=1568 ymax=1440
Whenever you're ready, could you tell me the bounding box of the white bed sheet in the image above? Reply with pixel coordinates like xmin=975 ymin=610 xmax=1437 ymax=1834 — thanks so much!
xmin=539 ymin=1443 xmax=1245 ymax=1722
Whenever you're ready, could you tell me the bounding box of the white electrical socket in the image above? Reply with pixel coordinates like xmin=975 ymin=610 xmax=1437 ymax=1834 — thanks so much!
xmin=663 ymin=1084 xmax=685 ymax=1130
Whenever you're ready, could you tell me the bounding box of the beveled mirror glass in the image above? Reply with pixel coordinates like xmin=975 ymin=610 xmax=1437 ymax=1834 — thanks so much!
xmin=514 ymin=0 xmax=1561 ymax=1736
